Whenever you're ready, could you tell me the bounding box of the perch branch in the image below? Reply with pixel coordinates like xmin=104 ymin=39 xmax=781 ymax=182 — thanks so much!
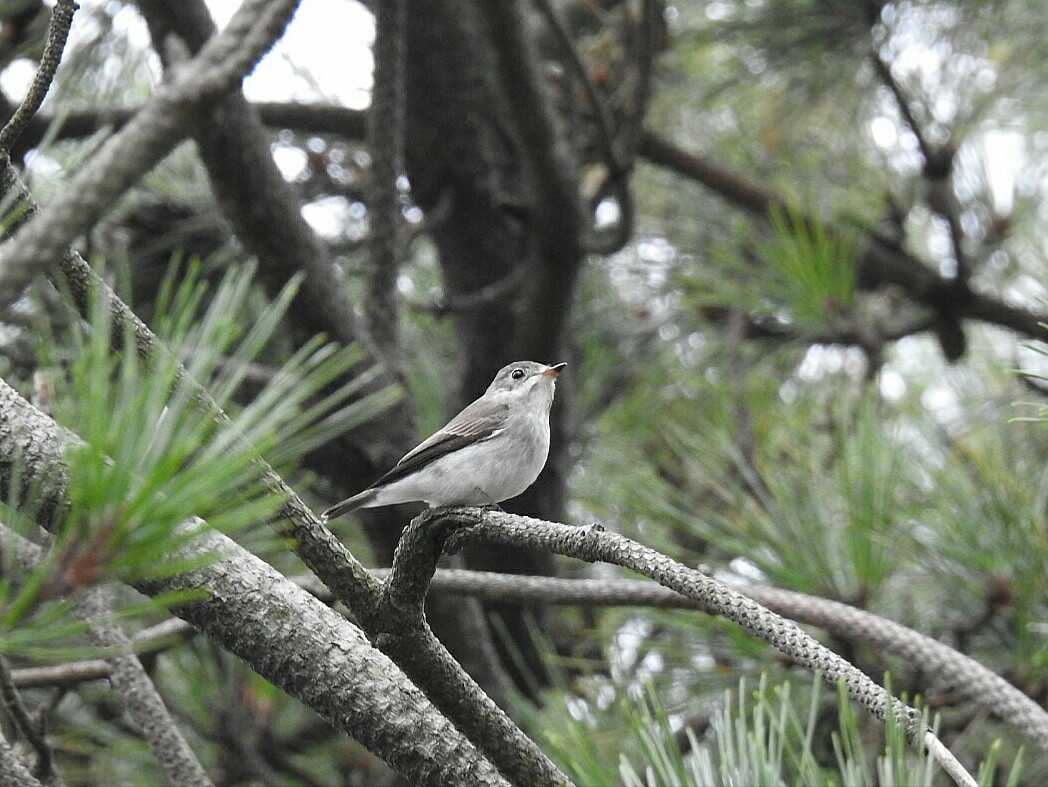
xmin=364 ymin=510 xmax=574 ymax=787
xmin=432 ymin=508 xmax=977 ymax=786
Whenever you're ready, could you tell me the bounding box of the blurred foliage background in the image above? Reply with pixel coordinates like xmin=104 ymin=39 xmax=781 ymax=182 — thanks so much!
xmin=0 ymin=0 xmax=1046 ymax=784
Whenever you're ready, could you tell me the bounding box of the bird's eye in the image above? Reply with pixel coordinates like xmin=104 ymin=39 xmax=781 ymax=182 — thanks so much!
xmin=511 ymin=368 xmax=526 ymax=380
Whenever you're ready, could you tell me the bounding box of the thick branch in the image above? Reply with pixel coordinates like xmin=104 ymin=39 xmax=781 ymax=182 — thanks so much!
xmin=0 ymin=0 xmax=77 ymax=154
xmin=0 ymin=381 xmax=509 ymax=786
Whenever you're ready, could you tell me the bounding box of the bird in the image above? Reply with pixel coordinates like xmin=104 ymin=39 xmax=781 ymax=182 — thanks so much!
xmin=322 ymin=360 xmax=566 ymax=520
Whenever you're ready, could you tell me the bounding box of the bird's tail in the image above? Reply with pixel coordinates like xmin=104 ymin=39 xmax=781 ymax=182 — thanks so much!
xmin=321 ymin=488 xmax=379 ymax=522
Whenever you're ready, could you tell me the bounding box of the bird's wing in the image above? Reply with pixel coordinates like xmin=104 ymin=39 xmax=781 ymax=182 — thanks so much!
xmin=371 ymin=397 xmax=510 ymax=488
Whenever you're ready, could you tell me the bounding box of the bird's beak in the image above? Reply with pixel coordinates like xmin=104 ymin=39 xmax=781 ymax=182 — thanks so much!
xmin=543 ymin=362 xmax=567 ymax=378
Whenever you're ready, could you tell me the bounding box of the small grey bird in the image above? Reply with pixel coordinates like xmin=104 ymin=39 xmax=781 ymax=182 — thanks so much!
xmin=322 ymin=361 xmax=566 ymax=520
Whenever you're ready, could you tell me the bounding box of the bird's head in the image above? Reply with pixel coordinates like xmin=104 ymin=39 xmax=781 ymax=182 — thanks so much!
xmin=486 ymin=361 xmax=566 ymax=409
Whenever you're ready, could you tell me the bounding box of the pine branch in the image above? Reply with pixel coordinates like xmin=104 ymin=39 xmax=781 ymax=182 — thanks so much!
xmin=0 ymin=0 xmax=77 ymax=155
xmin=638 ymin=131 xmax=1048 ymax=343
xmin=0 ymin=159 xmax=565 ymax=784
xmin=71 ymin=586 xmax=213 ymax=787
xmin=429 ymin=508 xmax=978 ymax=787
xmin=0 ymin=386 xmax=509 ymax=786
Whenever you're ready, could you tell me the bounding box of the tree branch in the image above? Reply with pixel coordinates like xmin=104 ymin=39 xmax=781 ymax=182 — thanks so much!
xmin=870 ymin=48 xmax=971 ymax=292
xmin=637 ymin=131 xmax=1048 ymax=342
xmin=0 ymin=0 xmax=77 ymax=155
xmin=0 ymin=155 xmax=564 ymax=783
xmin=533 ymin=0 xmax=636 ymax=254
xmin=15 ymin=557 xmax=1048 ymax=756
xmin=362 ymin=511 xmax=574 ymax=787
xmin=0 ymin=383 xmax=510 ymax=786
xmin=72 ymin=586 xmax=213 ymax=787
xmin=432 ymin=508 xmax=977 ymax=786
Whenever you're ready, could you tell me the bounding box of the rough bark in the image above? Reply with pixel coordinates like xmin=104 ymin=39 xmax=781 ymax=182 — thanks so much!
xmin=0 ymin=378 xmax=509 ymax=786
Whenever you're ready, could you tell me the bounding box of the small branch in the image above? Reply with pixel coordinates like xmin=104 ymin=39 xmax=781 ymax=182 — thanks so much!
xmin=407 ymin=267 xmax=526 ymax=317
xmin=925 ymin=732 xmax=977 ymax=787
xmin=0 ymin=0 xmax=77 ymax=155
xmin=534 ymin=0 xmax=622 ymax=175
xmin=870 ymin=49 xmax=971 ymax=286
xmin=72 ymin=586 xmax=213 ymax=787
xmin=869 ymin=51 xmax=933 ymax=162
xmin=0 ymin=657 xmax=56 ymax=782
xmin=434 ymin=509 xmax=977 ymax=786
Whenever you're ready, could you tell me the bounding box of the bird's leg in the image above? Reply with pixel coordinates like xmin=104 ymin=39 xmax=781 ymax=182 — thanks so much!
xmin=472 ymin=487 xmax=504 ymax=512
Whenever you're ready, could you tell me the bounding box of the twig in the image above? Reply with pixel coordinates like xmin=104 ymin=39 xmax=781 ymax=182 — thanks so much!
xmin=72 ymin=586 xmax=213 ymax=787
xmin=0 ymin=657 xmax=56 ymax=782
xmin=534 ymin=0 xmax=622 ymax=175
xmin=0 ymin=0 xmax=77 ymax=155
xmin=869 ymin=51 xmax=933 ymax=162
xmin=407 ymin=267 xmax=526 ymax=317
xmin=925 ymin=733 xmax=978 ymax=787
xmin=433 ymin=508 xmax=978 ymax=786
xmin=870 ymin=49 xmax=971 ymax=287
